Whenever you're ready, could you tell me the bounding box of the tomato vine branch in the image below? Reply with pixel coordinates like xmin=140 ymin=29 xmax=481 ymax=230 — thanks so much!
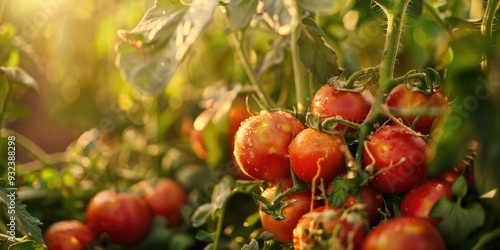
xmin=291 ymin=25 xmax=309 ymax=116
xmin=481 ymin=0 xmax=500 ymax=77
xmin=228 ymin=31 xmax=274 ymax=109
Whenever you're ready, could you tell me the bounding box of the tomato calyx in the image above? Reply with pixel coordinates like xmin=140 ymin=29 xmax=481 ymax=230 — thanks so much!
xmin=253 ymin=176 xmax=310 ymax=221
xmin=306 ymin=114 xmax=361 ymax=137
xmin=333 ymin=66 xmax=379 ymax=92
xmin=391 ymin=68 xmax=442 ymax=95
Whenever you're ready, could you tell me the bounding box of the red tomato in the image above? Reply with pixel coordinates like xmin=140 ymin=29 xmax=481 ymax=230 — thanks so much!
xmin=85 ymin=190 xmax=152 ymax=245
xmin=190 ymin=109 xmax=212 ymax=159
xmin=234 ymin=111 xmax=306 ymax=181
xmin=131 ymin=178 xmax=187 ymax=226
xmin=289 ymin=128 xmax=346 ymax=183
xmin=227 ymin=96 xmax=253 ymax=180
xmin=438 ymin=161 xmax=474 ymax=187
xmin=44 ymin=220 xmax=95 ymax=250
xmin=310 ymin=84 xmax=371 ymax=131
xmin=363 ymin=125 xmax=427 ymax=193
xmin=293 ymin=206 xmax=366 ymax=250
xmin=259 ymin=178 xmax=319 ymax=243
xmin=386 ymin=84 xmax=448 ymax=134
xmin=326 ymin=183 xmax=383 ymax=225
xmin=400 ymin=179 xmax=452 ymax=226
xmin=361 ymin=216 xmax=446 ymax=250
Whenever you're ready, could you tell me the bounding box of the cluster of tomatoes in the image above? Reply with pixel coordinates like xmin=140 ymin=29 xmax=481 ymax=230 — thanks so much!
xmin=43 ymin=178 xmax=187 ymax=250
xmin=232 ymin=81 xmax=463 ymax=249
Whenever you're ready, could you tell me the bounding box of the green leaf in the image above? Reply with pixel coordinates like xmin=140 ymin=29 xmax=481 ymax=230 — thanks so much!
xmin=430 ymin=197 xmax=485 ymax=246
xmin=329 ymin=178 xmax=350 ymax=207
xmin=7 ymin=241 xmax=45 ymax=250
xmin=260 ymin=0 xmax=298 ymax=35
xmin=296 ymin=0 xmax=334 ymax=13
xmin=0 ymin=180 xmax=44 ymax=245
xmin=0 ymin=67 xmax=38 ymax=93
xmin=191 ymin=203 xmax=217 ymax=227
xmin=241 ymin=238 xmax=260 ymax=250
xmin=257 ymin=37 xmax=288 ymax=76
xmin=169 ymin=233 xmax=195 ymax=250
xmin=297 ymin=18 xmax=340 ymax=84
xmin=226 ymin=0 xmax=259 ymax=31
xmin=195 ymin=229 xmax=216 ymax=243
xmin=211 ymin=176 xmax=236 ymax=209
xmin=451 ymin=176 xmax=467 ymax=198
xmin=116 ymin=0 xmax=217 ymax=95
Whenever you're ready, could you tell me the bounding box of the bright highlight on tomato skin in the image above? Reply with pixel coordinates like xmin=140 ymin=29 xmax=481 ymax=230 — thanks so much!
xmin=310 ymin=84 xmax=372 ymax=131
xmin=361 ymin=216 xmax=446 ymax=250
xmin=289 ymin=128 xmax=346 ymax=183
xmin=363 ymin=125 xmax=428 ymax=193
xmin=386 ymin=84 xmax=448 ymax=135
xmin=400 ymin=179 xmax=452 ymax=226
xmin=233 ymin=111 xmax=305 ymax=181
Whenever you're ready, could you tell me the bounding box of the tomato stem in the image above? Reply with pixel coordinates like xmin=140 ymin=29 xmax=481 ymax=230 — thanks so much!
xmin=353 ymin=0 xmax=411 ymax=172
xmin=1 ymin=129 xmax=51 ymax=166
xmin=291 ymin=24 xmax=310 ymax=116
xmin=481 ymin=0 xmax=500 ymax=77
xmin=344 ymin=66 xmax=379 ymax=89
xmin=228 ymin=31 xmax=275 ymax=109
xmin=0 ymin=81 xmax=11 ymax=132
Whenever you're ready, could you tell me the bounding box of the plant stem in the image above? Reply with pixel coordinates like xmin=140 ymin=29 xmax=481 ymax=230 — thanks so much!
xmin=423 ymin=1 xmax=454 ymax=38
xmin=212 ymin=211 xmax=224 ymax=249
xmin=1 ymin=129 xmax=51 ymax=166
xmin=481 ymin=0 xmax=500 ymax=76
xmin=291 ymin=24 xmax=309 ymax=116
xmin=229 ymin=32 xmax=274 ymax=109
xmin=0 ymin=84 xmax=11 ymax=130
xmin=472 ymin=226 xmax=500 ymax=250
xmin=354 ymin=0 xmax=411 ymax=168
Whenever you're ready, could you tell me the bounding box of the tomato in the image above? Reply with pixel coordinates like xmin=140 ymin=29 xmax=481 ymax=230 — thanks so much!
xmin=234 ymin=111 xmax=306 ymax=181
xmin=310 ymin=84 xmax=371 ymax=131
xmin=438 ymin=161 xmax=474 ymax=187
xmin=293 ymin=206 xmax=366 ymax=250
xmin=327 ymin=183 xmax=383 ymax=225
xmin=259 ymin=178 xmax=319 ymax=243
xmin=131 ymin=178 xmax=187 ymax=226
xmin=227 ymin=96 xmax=253 ymax=180
xmin=190 ymin=109 xmax=212 ymax=159
xmin=386 ymin=84 xmax=448 ymax=134
xmin=289 ymin=128 xmax=346 ymax=183
xmin=400 ymin=179 xmax=452 ymax=226
xmin=363 ymin=125 xmax=427 ymax=193
xmin=361 ymin=216 xmax=446 ymax=250
xmin=44 ymin=220 xmax=95 ymax=250
xmin=85 ymin=190 xmax=152 ymax=245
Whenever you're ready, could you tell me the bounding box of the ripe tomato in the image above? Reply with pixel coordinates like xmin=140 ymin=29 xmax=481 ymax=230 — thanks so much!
xmin=44 ymin=220 xmax=95 ymax=250
xmin=289 ymin=128 xmax=346 ymax=183
xmin=310 ymin=84 xmax=371 ymax=131
xmin=363 ymin=125 xmax=427 ymax=193
xmin=326 ymin=183 xmax=383 ymax=225
xmin=131 ymin=178 xmax=187 ymax=226
xmin=259 ymin=178 xmax=319 ymax=243
xmin=293 ymin=206 xmax=366 ymax=250
xmin=190 ymin=109 xmax=212 ymax=159
xmin=361 ymin=216 xmax=446 ymax=250
xmin=234 ymin=111 xmax=306 ymax=181
xmin=386 ymin=84 xmax=448 ymax=134
xmin=400 ymin=179 xmax=452 ymax=226
xmin=85 ymin=190 xmax=152 ymax=245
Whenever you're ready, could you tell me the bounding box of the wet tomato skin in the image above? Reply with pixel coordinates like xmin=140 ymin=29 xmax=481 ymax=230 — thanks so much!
xmin=310 ymin=84 xmax=371 ymax=131
xmin=363 ymin=125 xmax=427 ymax=193
xmin=289 ymin=128 xmax=346 ymax=183
xmin=233 ymin=111 xmax=306 ymax=181
xmin=326 ymin=183 xmax=383 ymax=225
xmin=400 ymin=179 xmax=452 ymax=226
xmin=386 ymin=84 xmax=448 ymax=134
xmin=85 ymin=190 xmax=152 ymax=245
xmin=259 ymin=178 xmax=320 ymax=243
xmin=361 ymin=216 xmax=446 ymax=250
xmin=131 ymin=178 xmax=187 ymax=226
xmin=44 ymin=220 xmax=95 ymax=250
xmin=293 ymin=206 xmax=366 ymax=250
